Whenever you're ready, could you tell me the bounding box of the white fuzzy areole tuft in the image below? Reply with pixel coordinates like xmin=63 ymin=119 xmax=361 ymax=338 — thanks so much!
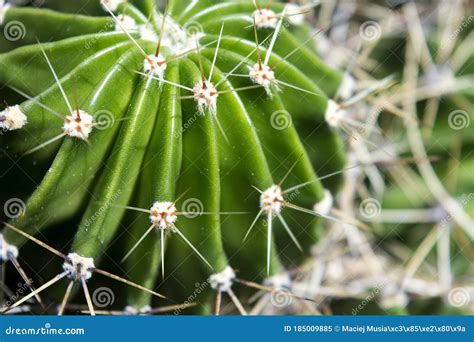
xmin=115 ymin=14 xmax=137 ymax=32
xmin=0 ymin=234 xmax=19 ymax=262
xmin=63 ymin=253 xmax=95 ymax=281
xmin=324 ymin=99 xmax=345 ymax=128
xmin=0 ymin=105 xmax=27 ymax=131
xmin=0 ymin=1 xmax=10 ymax=26
xmin=193 ymin=80 xmax=218 ymax=115
xmin=63 ymin=110 xmax=94 ymax=140
xmin=149 ymin=201 xmax=177 ymax=229
xmin=143 ymin=55 xmax=167 ymax=79
xmin=313 ymin=189 xmax=333 ymax=216
xmin=208 ymin=266 xmax=236 ymax=292
xmin=249 ymin=62 xmax=278 ymax=96
xmin=101 ymin=0 xmax=126 ymax=12
xmin=260 ymin=185 xmax=284 ymax=214
xmin=253 ymin=8 xmax=278 ymax=28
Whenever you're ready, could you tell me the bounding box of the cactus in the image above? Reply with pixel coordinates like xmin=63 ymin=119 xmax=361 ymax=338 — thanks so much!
xmin=0 ymin=0 xmax=349 ymax=314
xmin=1 ymin=0 xmax=472 ymax=316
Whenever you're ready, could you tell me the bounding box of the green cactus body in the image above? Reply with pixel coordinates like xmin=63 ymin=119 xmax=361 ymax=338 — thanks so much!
xmin=0 ymin=0 xmax=346 ymax=312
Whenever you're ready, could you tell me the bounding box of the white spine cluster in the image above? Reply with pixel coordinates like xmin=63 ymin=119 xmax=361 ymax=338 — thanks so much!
xmin=149 ymin=201 xmax=178 ymax=229
xmin=143 ymin=55 xmax=167 ymax=79
xmin=0 ymin=234 xmax=19 ymax=262
xmin=115 ymin=14 xmax=137 ymax=32
xmin=100 ymin=0 xmax=126 ymax=12
xmin=0 ymin=105 xmax=28 ymax=131
xmin=62 ymin=110 xmax=94 ymax=140
xmin=63 ymin=253 xmax=95 ymax=281
xmin=249 ymin=63 xmax=279 ymax=96
xmin=0 ymin=0 xmax=10 ymax=26
xmin=253 ymin=8 xmax=278 ymax=28
xmin=260 ymin=185 xmax=285 ymax=214
xmin=208 ymin=266 xmax=236 ymax=292
xmin=313 ymin=189 xmax=333 ymax=216
xmin=193 ymin=80 xmax=218 ymax=115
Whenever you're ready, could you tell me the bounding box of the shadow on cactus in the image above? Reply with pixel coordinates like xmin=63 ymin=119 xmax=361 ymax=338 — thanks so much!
xmin=0 ymin=0 xmax=350 ymax=315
